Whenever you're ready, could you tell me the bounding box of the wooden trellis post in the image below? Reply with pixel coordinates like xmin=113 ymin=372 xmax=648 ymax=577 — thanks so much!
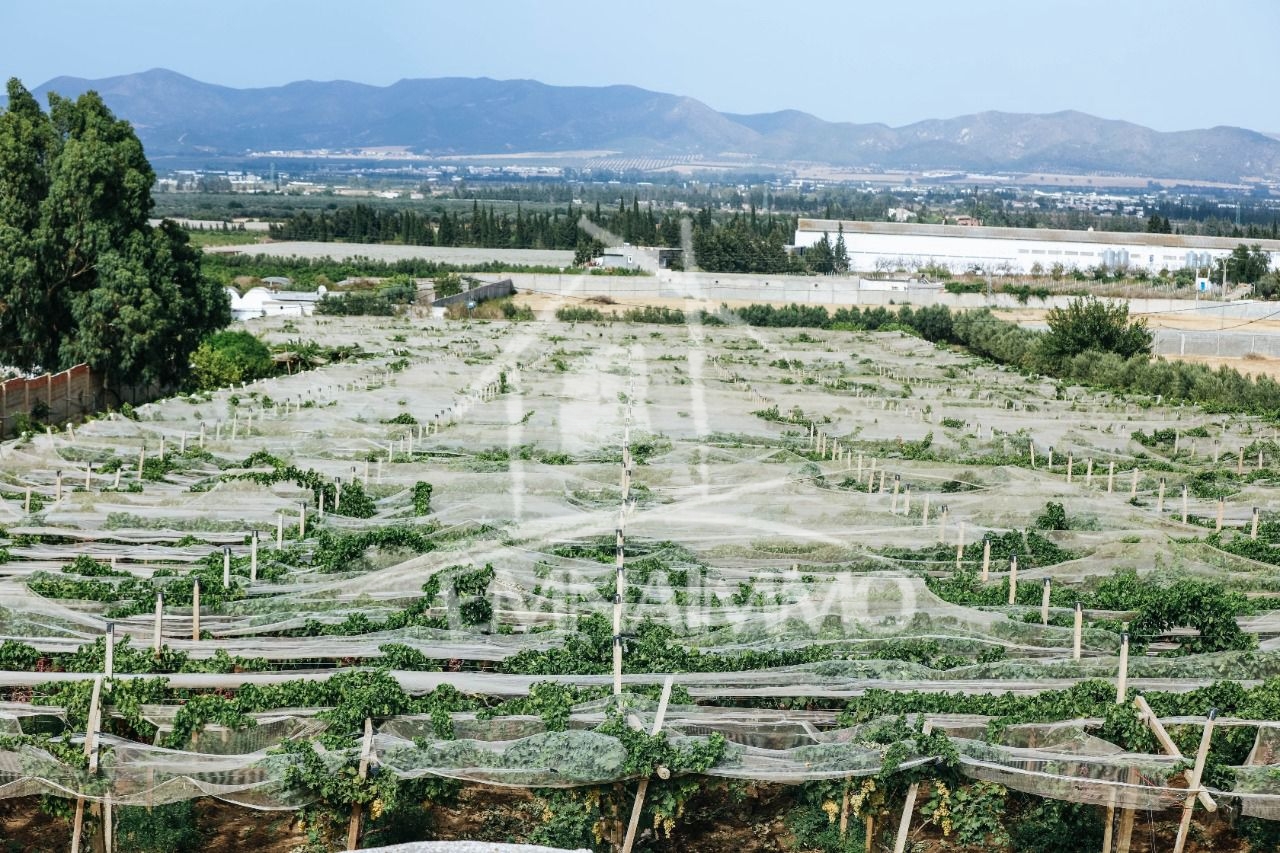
xmin=345 ymin=718 xmax=375 ymax=850
xmin=69 ymin=675 xmax=103 ymax=853
xmin=1172 ymin=710 xmax=1218 ymax=853
xmin=621 ymin=675 xmax=674 ymax=853
xmin=613 ymin=526 xmax=625 ymax=696
xmin=892 ymin=722 xmax=934 ymax=853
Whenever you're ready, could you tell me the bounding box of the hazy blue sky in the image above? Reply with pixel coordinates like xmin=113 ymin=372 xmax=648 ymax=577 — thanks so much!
xmin=5 ymin=0 xmax=1278 ymax=132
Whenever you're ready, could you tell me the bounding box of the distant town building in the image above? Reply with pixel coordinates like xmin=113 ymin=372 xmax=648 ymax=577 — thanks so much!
xmin=793 ymin=219 xmax=1280 ymax=276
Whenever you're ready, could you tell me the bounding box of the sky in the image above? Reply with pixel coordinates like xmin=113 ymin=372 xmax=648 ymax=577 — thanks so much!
xmin=4 ymin=0 xmax=1278 ymax=132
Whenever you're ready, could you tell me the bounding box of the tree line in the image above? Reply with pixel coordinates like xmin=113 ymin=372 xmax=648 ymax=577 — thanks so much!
xmin=0 ymin=79 xmax=228 ymax=390
xmin=268 ymin=198 xmax=684 ymax=252
xmin=721 ymin=298 xmax=1280 ymax=418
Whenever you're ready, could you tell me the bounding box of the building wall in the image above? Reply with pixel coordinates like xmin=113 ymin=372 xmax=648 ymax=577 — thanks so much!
xmin=0 ymin=365 xmax=157 ymax=438
xmin=432 ymin=279 xmax=516 ymax=309
xmin=793 ymin=222 xmax=1280 ymax=276
xmin=510 ymin=270 xmax=1279 ymax=316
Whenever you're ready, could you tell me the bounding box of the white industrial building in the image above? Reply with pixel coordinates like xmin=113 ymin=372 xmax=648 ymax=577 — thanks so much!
xmin=227 ymin=286 xmax=326 ymax=321
xmin=793 ymin=219 xmax=1280 ymax=276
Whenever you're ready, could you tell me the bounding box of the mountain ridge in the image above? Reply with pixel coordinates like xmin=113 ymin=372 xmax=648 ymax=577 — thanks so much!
xmin=8 ymin=69 xmax=1280 ymax=182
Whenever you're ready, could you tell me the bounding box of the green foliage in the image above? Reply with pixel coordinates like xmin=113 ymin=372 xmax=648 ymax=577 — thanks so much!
xmin=1225 ymin=243 xmax=1270 ymax=283
xmin=0 ymin=79 xmax=229 ymax=387
xmin=1127 ymin=575 xmax=1254 ymax=653
xmin=922 ymin=780 xmax=1010 ymax=847
xmin=227 ymin=453 xmax=376 ymax=518
xmin=164 ymin=694 xmax=253 ymax=748
xmin=784 ymin=780 xmax=867 ymax=853
xmin=503 ymin=612 xmax=844 ymax=675
xmin=114 ymin=802 xmax=202 ymax=853
xmin=621 ymin=305 xmax=685 ymax=324
xmin=1034 ymin=501 xmax=1069 ymax=530
xmin=189 ymin=330 xmax=274 ymax=391
xmin=0 ymin=639 xmax=40 ymax=670
xmin=1007 ymin=797 xmax=1103 ymax=853
xmin=595 ymin=707 xmax=726 ymax=776
xmin=527 ymin=790 xmax=604 ymax=850
xmin=310 ymin=525 xmax=436 ymax=572
xmin=411 ymin=481 xmax=433 ymax=515
xmin=719 ymin=301 xmax=1280 ymax=419
xmin=1039 ymin=297 xmax=1152 ymax=366
xmin=555 ymin=305 xmax=606 ymax=322
xmin=315 ymin=280 xmax=417 ymax=315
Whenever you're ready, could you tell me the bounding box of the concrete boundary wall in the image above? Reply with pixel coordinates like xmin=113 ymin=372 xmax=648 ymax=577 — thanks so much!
xmin=432 ymin=279 xmax=515 ymax=309
xmin=0 ymin=365 xmax=159 ymax=438
xmin=505 ymin=271 xmax=1278 ymax=317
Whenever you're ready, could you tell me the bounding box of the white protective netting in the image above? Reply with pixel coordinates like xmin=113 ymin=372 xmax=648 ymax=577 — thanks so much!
xmin=2 ymin=314 xmax=1280 ymax=818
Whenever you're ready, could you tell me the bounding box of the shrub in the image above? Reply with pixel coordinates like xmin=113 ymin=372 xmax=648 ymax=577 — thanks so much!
xmin=189 ymin=331 xmax=273 ymax=390
xmin=1039 ymin=297 xmax=1152 ymax=367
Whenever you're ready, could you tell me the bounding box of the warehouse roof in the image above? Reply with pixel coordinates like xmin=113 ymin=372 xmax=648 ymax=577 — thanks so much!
xmin=796 ymin=218 xmax=1280 ymax=252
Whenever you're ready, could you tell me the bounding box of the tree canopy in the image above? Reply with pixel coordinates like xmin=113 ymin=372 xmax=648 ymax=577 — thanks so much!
xmin=189 ymin=331 xmax=273 ymax=391
xmin=1038 ymin=297 xmax=1152 ymax=367
xmin=0 ymin=79 xmax=228 ymax=389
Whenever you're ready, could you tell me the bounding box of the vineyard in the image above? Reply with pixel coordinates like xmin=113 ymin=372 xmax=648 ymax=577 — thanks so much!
xmin=4 ymin=310 xmax=1280 ymax=853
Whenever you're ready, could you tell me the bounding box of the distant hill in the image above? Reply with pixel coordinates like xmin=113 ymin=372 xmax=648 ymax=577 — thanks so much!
xmin=11 ymin=69 xmax=1280 ymax=182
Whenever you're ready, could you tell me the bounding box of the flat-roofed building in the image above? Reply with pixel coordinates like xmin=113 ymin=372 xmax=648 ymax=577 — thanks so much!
xmin=793 ymin=219 xmax=1280 ymax=276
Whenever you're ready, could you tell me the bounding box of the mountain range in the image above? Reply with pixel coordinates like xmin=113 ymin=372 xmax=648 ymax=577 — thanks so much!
xmin=10 ymin=68 xmax=1280 ymax=183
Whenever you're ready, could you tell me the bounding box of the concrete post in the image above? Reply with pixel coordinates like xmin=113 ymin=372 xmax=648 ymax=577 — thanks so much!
xmin=1116 ymin=633 xmax=1129 ymax=704
xmin=153 ymin=593 xmax=163 ymax=654
xmin=1072 ymin=603 xmax=1083 ymax=661
xmin=1007 ymin=555 xmax=1018 ymax=605
xmin=191 ymin=579 xmax=201 ymax=642
xmin=104 ymin=622 xmax=114 ymax=678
